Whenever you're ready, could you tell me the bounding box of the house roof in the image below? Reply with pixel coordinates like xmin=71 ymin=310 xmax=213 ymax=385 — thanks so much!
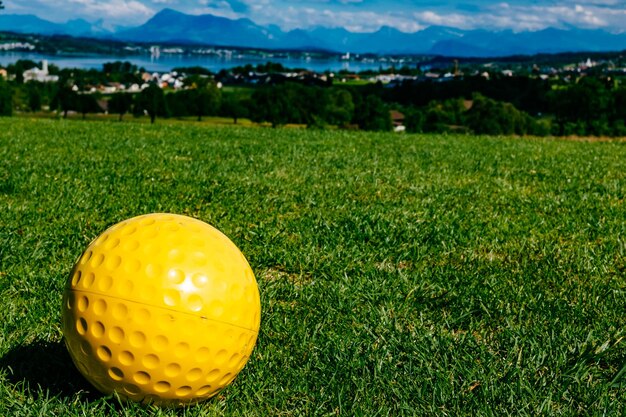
xmin=390 ymin=110 xmax=405 ymax=121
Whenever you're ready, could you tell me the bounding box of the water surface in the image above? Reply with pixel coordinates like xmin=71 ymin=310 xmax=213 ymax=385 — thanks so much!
xmin=0 ymin=51 xmax=392 ymax=73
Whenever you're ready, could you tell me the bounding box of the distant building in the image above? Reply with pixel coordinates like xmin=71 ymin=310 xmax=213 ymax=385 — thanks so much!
xmin=0 ymin=42 xmax=35 ymax=51
xmin=390 ymin=110 xmax=406 ymax=133
xmin=23 ymin=60 xmax=59 ymax=83
xmin=150 ymin=46 xmax=161 ymax=58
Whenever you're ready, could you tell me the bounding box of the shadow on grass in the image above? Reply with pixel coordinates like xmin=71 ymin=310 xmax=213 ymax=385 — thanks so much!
xmin=0 ymin=339 xmax=103 ymax=402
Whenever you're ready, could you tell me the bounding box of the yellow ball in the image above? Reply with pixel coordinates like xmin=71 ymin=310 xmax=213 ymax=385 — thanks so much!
xmin=61 ymin=213 xmax=261 ymax=406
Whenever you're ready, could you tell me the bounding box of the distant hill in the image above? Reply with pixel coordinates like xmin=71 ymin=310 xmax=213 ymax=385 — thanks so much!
xmin=0 ymin=14 xmax=71 ymax=35
xmin=115 ymin=8 xmax=278 ymax=49
xmin=2 ymin=8 xmax=626 ymax=57
xmin=0 ymin=14 xmax=113 ymax=37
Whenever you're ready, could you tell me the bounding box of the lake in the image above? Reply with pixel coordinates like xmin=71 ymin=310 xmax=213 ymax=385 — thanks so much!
xmin=0 ymin=51 xmax=395 ymax=73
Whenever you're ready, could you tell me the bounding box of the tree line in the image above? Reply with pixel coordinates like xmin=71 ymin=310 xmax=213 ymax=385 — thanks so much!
xmin=0 ymin=60 xmax=625 ymax=136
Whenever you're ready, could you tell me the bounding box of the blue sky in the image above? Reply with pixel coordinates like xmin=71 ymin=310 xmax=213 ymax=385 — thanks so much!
xmin=5 ymin=0 xmax=626 ymax=32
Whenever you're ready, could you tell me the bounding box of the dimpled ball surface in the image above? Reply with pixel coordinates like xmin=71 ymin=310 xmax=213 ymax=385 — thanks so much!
xmin=62 ymin=213 xmax=261 ymax=406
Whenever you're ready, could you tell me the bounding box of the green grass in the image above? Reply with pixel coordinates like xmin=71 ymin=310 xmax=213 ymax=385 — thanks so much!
xmin=15 ymin=112 xmax=258 ymax=127
xmin=1 ymin=118 xmax=626 ymax=416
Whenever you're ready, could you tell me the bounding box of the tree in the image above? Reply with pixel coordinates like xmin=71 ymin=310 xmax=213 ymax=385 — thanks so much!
xmin=610 ymin=87 xmax=626 ymax=136
xmin=354 ymin=94 xmax=392 ymax=131
xmin=172 ymin=66 xmax=213 ymax=77
xmin=109 ymin=93 xmax=134 ymax=121
xmin=421 ymin=98 xmax=466 ymax=133
xmin=102 ymin=61 xmax=141 ymax=85
xmin=189 ymin=83 xmax=221 ymax=121
xmin=403 ymin=107 xmax=425 ymax=133
xmin=103 ymin=61 xmax=138 ymax=75
xmin=249 ymin=85 xmax=292 ymax=128
xmin=220 ymin=94 xmax=249 ymax=124
xmin=249 ymin=83 xmax=323 ymax=128
xmin=76 ymin=94 xmax=102 ymax=119
xmin=51 ymin=85 xmax=78 ymax=118
xmin=7 ymin=60 xmax=37 ymax=84
xmin=465 ymin=93 xmax=534 ymax=135
xmin=0 ymin=79 xmax=12 ymax=116
xmin=26 ymin=82 xmax=42 ymax=112
xmin=549 ymin=77 xmax=609 ymax=136
xmin=178 ymin=75 xmax=222 ymax=121
xmin=165 ymin=91 xmax=190 ymax=118
xmin=135 ymin=83 xmax=167 ymax=124
xmin=324 ymin=89 xmax=354 ymax=127
xmin=256 ymin=62 xmax=286 ymax=73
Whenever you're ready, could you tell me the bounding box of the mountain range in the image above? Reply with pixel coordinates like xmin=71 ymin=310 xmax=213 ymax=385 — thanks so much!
xmin=1 ymin=8 xmax=626 ymax=57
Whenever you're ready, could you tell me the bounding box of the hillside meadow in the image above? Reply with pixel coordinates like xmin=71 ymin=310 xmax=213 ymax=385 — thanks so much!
xmin=1 ymin=118 xmax=625 ymax=416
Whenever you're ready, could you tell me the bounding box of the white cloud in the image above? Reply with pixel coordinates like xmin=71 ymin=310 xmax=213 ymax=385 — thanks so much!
xmin=503 ymin=4 xmax=612 ymax=30
xmin=4 ymin=0 xmax=626 ymax=32
xmin=413 ymin=10 xmax=471 ymax=28
xmin=240 ymin=5 xmax=424 ymax=32
xmin=8 ymin=0 xmax=155 ymax=24
xmin=189 ymin=5 xmax=240 ymax=20
xmin=227 ymin=1 xmax=626 ymax=32
xmin=405 ymin=3 xmax=620 ymax=32
xmin=75 ymin=0 xmax=154 ymax=20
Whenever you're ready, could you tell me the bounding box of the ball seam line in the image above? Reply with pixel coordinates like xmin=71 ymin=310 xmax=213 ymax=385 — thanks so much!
xmin=69 ymin=288 xmax=260 ymax=333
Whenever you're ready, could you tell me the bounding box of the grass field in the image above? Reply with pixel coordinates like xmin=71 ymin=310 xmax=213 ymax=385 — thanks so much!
xmin=15 ymin=112 xmax=261 ymax=127
xmin=1 ymin=118 xmax=626 ymax=416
